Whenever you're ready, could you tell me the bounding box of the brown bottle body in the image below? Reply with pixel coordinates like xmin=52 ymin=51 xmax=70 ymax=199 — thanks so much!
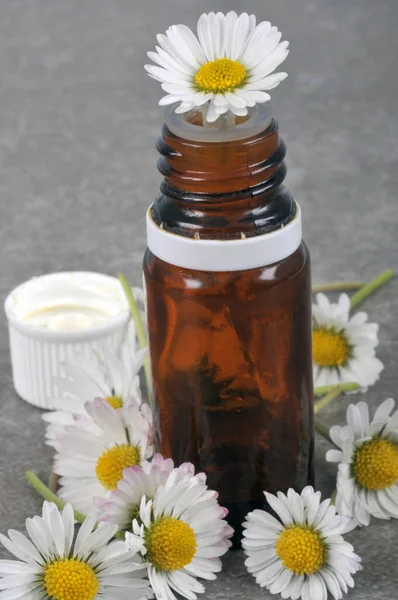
xmin=143 ymin=106 xmax=314 ymax=545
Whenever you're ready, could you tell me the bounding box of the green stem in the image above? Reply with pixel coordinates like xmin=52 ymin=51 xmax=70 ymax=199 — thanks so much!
xmin=314 ymin=417 xmax=337 ymax=447
xmin=48 ymin=469 xmax=59 ymax=494
xmin=26 ymin=471 xmax=87 ymax=524
xmin=118 ymin=273 xmax=152 ymax=407
xmin=314 ymin=386 xmax=342 ymax=414
xmin=314 ymin=382 xmax=360 ymax=397
xmin=312 ymin=281 xmax=364 ymax=293
xmin=118 ymin=273 xmax=147 ymax=349
xmin=349 ymin=269 xmax=394 ymax=310
xmin=26 ymin=471 xmax=125 ymax=539
xmin=330 ymin=489 xmax=337 ymax=506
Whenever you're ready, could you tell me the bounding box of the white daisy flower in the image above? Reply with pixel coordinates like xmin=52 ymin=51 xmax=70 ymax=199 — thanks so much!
xmin=125 ymin=468 xmax=233 ymax=600
xmin=242 ymin=487 xmax=361 ymax=600
xmin=97 ymin=454 xmax=196 ymax=530
xmin=312 ymin=293 xmax=383 ymax=391
xmin=0 ymin=501 xmax=151 ymax=600
xmin=53 ymin=398 xmax=153 ymax=515
xmin=43 ymin=320 xmax=147 ymax=447
xmin=145 ymin=11 xmax=289 ymax=123
xmin=327 ymin=398 xmax=398 ymax=526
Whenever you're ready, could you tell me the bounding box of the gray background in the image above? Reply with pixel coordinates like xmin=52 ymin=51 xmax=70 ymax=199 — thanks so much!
xmin=1 ymin=0 xmax=397 ymax=598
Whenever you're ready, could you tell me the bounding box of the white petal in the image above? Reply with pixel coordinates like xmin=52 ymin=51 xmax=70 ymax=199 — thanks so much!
xmin=223 ymin=11 xmax=239 ymax=59
xmin=174 ymin=24 xmax=207 ymax=65
xmin=309 ymin=572 xmax=327 ymax=600
xmin=45 ymin=503 xmax=65 ymax=557
xmin=315 ymin=505 xmax=337 ymax=531
xmin=249 ymin=42 xmax=289 ymax=80
xmin=156 ymin=32 xmax=197 ymax=71
xmin=212 ymin=93 xmax=229 ymax=107
xmin=169 ymin=570 xmax=204 ymax=599
xmin=319 ymin=568 xmax=344 ymax=600
xmin=0 ymin=585 xmax=38 ymax=600
xmin=148 ymin=567 xmax=177 ymax=600
xmin=245 ymin=547 xmax=277 ymax=568
xmin=356 ymin=402 xmax=370 ymax=428
xmin=229 ymin=106 xmax=248 ymax=117
xmin=234 ymin=89 xmax=270 ymax=105
xmin=245 ymin=509 xmax=283 ymax=532
xmin=376 ymin=489 xmax=398 ymax=518
xmin=0 ymin=562 xmax=40 ymax=575
xmin=58 ymin=362 xmax=106 ymax=399
xmin=264 ymin=492 xmax=293 ymax=526
xmin=239 ymin=21 xmax=274 ymax=67
xmin=24 ymin=517 xmax=52 ymax=559
xmin=195 ymin=543 xmax=228 ymax=559
xmin=301 ymin=578 xmax=311 ymax=600
xmin=224 ymin=92 xmax=247 ymax=108
xmin=287 ymin=488 xmax=304 ymax=523
xmin=197 ymin=13 xmax=216 ymax=61
xmin=161 ymin=83 xmax=199 ymax=96
xmin=166 ymin=25 xmax=203 ymax=70
xmin=206 ymin=101 xmax=220 ymax=123
xmin=373 ymin=398 xmax=395 ymax=424
xmin=184 ymin=557 xmax=221 ymax=580
xmin=346 ymin=404 xmax=365 ymax=439
xmin=145 ymin=64 xmax=191 ymax=85
xmin=289 ymin=575 xmax=305 ymax=600
xmin=61 ymin=504 xmax=74 ymax=557
xmin=230 ymin=12 xmax=251 ymax=60
xmin=6 ymin=531 xmax=43 ymax=566
xmin=73 ymin=512 xmax=97 ymax=556
xmin=245 ymin=72 xmax=288 ymax=90
xmin=208 ymin=12 xmax=222 ymax=59
xmin=326 ymin=449 xmax=344 ymax=463
xmin=268 ymin=568 xmax=293 ymax=595
xmin=312 ymin=499 xmax=332 ymax=528
xmin=147 ymin=48 xmax=192 ymax=77
xmin=255 ymin=559 xmax=284 ymax=586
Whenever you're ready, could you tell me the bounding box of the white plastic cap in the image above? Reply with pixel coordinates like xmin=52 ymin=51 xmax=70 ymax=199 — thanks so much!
xmin=4 ymin=272 xmax=130 ymax=409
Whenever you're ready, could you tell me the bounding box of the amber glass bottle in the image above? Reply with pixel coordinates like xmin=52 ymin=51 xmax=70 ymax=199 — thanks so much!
xmin=143 ymin=104 xmax=314 ymax=546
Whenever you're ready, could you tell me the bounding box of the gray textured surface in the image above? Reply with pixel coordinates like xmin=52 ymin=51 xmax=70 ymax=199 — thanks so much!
xmin=1 ymin=0 xmax=398 ymax=598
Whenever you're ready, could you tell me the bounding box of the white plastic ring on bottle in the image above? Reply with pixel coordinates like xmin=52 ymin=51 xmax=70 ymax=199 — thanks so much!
xmin=4 ymin=272 xmax=130 ymax=409
xmin=146 ymin=202 xmax=302 ymax=272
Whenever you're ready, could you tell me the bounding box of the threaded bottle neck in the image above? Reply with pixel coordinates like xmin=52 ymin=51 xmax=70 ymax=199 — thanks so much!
xmin=152 ymin=104 xmax=295 ymax=240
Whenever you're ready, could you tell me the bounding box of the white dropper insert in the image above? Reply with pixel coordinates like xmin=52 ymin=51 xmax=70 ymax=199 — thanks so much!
xmin=165 ymin=102 xmax=273 ymax=143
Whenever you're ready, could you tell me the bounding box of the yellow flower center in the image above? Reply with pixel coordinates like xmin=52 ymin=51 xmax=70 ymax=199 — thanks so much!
xmin=275 ymin=526 xmax=325 ymax=576
xmin=146 ymin=517 xmax=197 ymax=571
xmin=312 ymin=327 xmax=351 ymax=368
xmin=353 ymin=438 xmax=398 ymax=490
xmin=95 ymin=444 xmax=141 ymax=490
xmin=44 ymin=559 xmax=99 ymax=600
xmin=105 ymin=395 xmax=123 ymax=409
xmin=195 ymin=58 xmax=247 ymax=93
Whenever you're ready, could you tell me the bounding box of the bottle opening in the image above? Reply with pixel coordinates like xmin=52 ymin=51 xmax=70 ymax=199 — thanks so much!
xmin=165 ymin=102 xmax=273 ymax=143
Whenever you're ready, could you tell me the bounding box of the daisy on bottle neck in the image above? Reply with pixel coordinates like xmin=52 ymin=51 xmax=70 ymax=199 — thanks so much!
xmin=145 ymin=11 xmax=289 ymax=123
xmin=312 ymin=293 xmax=383 ymax=391
xmin=53 ymin=397 xmax=153 ymax=515
xmin=327 ymin=398 xmax=398 ymax=526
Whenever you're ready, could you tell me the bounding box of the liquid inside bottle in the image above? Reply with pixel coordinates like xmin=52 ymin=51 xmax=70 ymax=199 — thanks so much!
xmin=143 ymin=103 xmax=314 ymax=546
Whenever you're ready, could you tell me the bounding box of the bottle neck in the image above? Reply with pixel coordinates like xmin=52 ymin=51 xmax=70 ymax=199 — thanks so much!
xmin=152 ymin=104 xmax=295 ymax=241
